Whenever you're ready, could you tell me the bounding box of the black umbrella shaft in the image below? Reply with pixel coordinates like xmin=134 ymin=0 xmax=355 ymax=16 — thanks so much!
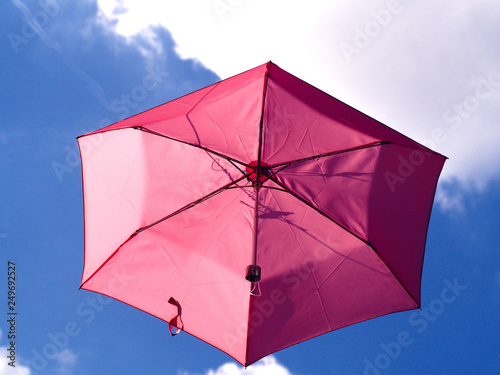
xmin=251 ymin=185 xmax=260 ymax=266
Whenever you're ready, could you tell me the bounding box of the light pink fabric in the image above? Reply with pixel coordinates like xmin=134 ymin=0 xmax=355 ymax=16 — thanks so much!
xmin=78 ymin=62 xmax=446 ymax=366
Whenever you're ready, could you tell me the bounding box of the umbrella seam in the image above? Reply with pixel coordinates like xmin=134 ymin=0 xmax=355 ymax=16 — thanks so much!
xmin=119 ymin=137 xmax=141 ymax=197
xmin=315 ymin=289 xmax=334 ymax=332
xmin=264 ymin=190 xmax=299 ymax=239
xmin=265 ymin=129 xmax=291 ymax=162
xmin=266 ymin=189 xmax=319 ymax=291
xmin=204 ymin=111 xmax=229 ymax=150
xmin=187 ymin=192 xmax=244 ymax=285
xmin=150 ymin=234 xmax=192 ymax=286
xmin=369 ymin=251 xmax=421 ymax=309
xmin=316 ymin=248 xmax=355 ymax=291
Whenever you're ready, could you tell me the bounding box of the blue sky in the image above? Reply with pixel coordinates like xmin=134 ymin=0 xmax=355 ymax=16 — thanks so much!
xmin=1 ymin=0 xmax=499 ymax=374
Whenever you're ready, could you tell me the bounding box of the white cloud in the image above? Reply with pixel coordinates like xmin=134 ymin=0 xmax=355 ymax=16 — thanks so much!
xmin=181 ymin=356 xmax=293 ymax=375
xmin=434 ymin=183 xmax=465 ymax=212
xmin=0 ymin=352 xmax=31 ymax=375
xmin=54 ymin=349 xmax=77 ymax=375
xmin=0 ymin=330 xmax=31 ymax=375
xmin=0 ymin=328 xmax=77 ymax=375
xmin=0 ymin=347 xmax=76 ymax=375
xmin=93 ymin=0 xmax=500 ymax=206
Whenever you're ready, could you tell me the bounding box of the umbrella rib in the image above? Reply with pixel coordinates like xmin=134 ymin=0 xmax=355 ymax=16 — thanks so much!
xmin=262 ymin=185 xmax=288 ymax=192
xmin=255 ymin=69 xmax=269 ymax=183
xmin=79 ymin=234 xmax=136 ymax=289
xmin=267 ymin=175 xmax=375 ymax=251
xmin=80 ymin=175 xmax=247 ymax=289
xmin=269 ymin=176 xmax=421 ymax=308
xmin=132 ymin=126 xmax=248 ymax=167
xmin=242 ymin=142 xmax=388 ymax=188
xmin=228 ymin=159 xmax=248 ymax=177
xmin=268 ymin=141 xmax=389 ymax=169
xmin=132 ymin=175 xmax=248 ymax=236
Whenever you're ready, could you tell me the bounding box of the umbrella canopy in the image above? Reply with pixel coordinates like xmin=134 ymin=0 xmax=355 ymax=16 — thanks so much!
xmin=78 ymin=61 xmax=446 ymax=366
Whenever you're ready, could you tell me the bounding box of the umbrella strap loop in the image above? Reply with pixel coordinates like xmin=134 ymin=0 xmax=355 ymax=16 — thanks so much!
xmin=168 ymin=297 xmax=182 ymax=336
xmin=250 ymin=281 xmax=262 ymax=297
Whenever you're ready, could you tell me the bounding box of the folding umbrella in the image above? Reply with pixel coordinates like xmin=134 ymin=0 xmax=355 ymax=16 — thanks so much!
xmin=77 ymin=61 xmax=446 ymax=366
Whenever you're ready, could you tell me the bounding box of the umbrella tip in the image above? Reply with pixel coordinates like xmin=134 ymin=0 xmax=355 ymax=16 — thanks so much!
xmin=265 ymin=61 xmax=273 ymax=73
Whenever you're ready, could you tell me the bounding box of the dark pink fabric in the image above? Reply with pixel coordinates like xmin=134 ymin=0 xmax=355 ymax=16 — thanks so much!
xmin=78 ymin=61 xmax=446 ymax=366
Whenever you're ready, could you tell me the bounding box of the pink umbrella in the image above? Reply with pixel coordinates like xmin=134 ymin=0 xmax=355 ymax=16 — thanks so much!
xmin=78 ymin=61 xmax=446 ymax=366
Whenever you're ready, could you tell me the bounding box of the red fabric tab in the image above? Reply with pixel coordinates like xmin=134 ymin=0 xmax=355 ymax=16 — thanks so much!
xmin=168 ymin=297 xmax=181 ymax=336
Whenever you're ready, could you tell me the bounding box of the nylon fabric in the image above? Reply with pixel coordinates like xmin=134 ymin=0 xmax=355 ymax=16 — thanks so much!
xmin=78 ymin=61 xmax=446 ymax=366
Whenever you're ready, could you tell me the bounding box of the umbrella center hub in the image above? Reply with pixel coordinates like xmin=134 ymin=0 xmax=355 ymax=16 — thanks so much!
xmin=245 ymin=161 xmax=271 ymax=187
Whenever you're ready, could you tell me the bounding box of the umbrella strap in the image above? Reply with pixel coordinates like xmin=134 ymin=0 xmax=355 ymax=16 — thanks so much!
xmin=250 ymin=281 xmax=262 ymax=297
xmin=168 ymin=297 xmax=182 ymax=336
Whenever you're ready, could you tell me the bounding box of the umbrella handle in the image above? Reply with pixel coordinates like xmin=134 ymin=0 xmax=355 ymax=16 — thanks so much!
xmin=246 ymin=265 xmax=262 ymax=296
xmin=168 ymin=297 xmax=182 ymax=336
